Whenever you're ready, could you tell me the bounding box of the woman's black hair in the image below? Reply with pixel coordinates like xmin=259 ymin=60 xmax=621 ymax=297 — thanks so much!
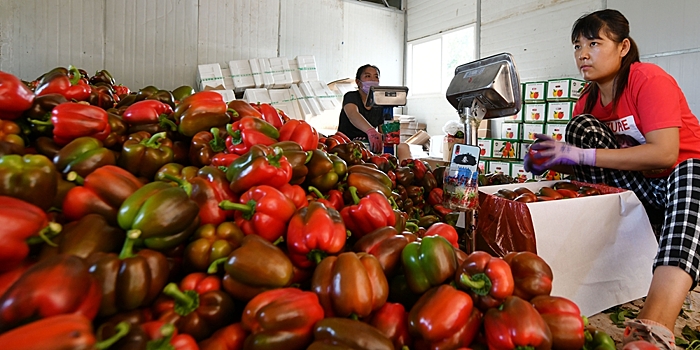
xmin=355 ymin=64 xmax=380 ymax=80
xmin=571 ymin=9 xmax=640 ymax=113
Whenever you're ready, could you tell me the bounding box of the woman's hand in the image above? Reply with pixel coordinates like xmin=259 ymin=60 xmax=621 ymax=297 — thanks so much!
xmin=524 ymin=134 xmax=596 ymax=174
xmin=365 ymin=127 xmax=383 ymax=153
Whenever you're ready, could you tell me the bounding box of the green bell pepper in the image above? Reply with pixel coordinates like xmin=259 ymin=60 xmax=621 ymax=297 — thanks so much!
xmin=303 ymin=149 xmax=347 ymax=193
xmin=0 ymin=154 xmax=57 ymax=211
xmin=401 ymin=235 xmax=458 ymax=294
xmin=118 ymin=131 xmax=175 ymax=180
xmin=53 ymin=136 xmax=117 ymax=178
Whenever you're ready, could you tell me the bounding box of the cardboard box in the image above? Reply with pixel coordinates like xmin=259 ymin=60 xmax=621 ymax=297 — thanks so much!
xmin=210 ymin=89 xmax=236 ymax=103
xmin=268 ymin=57 xmax=293 ymax=88
xmin=478 ymin=119 xmax=491 ymax=138
xmin=296 ymin=55 xmax=320 ymax=82
xmin=520 ymin=141 xmax=533 ymax=160
xmin=546 ymin=123 xmax=567 ymax=142
xmin=196 ymin=63 xmax=226 ymax=91
xmin=523 ymin=81 xmax=547 ymax=103
xmin=220 ymin=67 xmax=234 ymax=90
xmin=492 ymin=139 xmax=519 ymax=159
xmin=522 ymin=124 xmax=545 ymax=142
xmin=546 ymin=78 xmax=586 ymax=101
xmin=523 ymin=103 xmax=547 ymax=123
xmin=242 ymin=88 xmax=271 ymax=104
xmin=502 ymin=113 xmax=523 ymax=123
xmin=510 ymin=162 xmax=534 ymax=183
xmin=228 ymin=60 xmax=256 ymax=94
xmin=500 ymin=123 xmax=521 ymax=141
xmin=477 ymin=139 xmax=493 ymax=158
xmin=442 ymin=135 xmax=465 ymax=161
xmin=248 ymin=59 xmax=264 ymax=88
xmin=487 ymin=160 xmax=511 ymax=176
xmin=478 ymin=160 xmax=488 ymax=174
xmin=548 ymin=101 xmax=575 ymax=123
xmin=478 ymin=181 xmax=658 ymax=316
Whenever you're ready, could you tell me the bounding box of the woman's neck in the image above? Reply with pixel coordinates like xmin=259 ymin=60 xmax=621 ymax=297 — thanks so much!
xmin=597 ymin=79 xmax=615 ymax=107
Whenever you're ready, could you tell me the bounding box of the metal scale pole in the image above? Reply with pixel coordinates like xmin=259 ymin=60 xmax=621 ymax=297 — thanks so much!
xmin=458 ymin=99 xmax=486 ymax=253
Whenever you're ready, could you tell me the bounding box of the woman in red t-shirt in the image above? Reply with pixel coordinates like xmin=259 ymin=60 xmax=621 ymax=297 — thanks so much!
xmin=524 ymin=9 xmax=700 ymax=350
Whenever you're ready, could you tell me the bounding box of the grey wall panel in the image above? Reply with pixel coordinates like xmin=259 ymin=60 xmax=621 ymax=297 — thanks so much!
xmin=0 ymin=0 xmax=105 ymax=79
xmin=406 ymin=0 xmax=476 ymax=41
xmin=105 ymin=0 xmax=199 ymax=90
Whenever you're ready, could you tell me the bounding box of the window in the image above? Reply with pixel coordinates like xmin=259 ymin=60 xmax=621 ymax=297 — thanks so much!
xmin=407 ymin=26 xmax=476 ymax=96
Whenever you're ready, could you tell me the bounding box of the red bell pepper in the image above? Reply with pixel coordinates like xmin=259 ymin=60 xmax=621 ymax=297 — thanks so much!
xmin=153 ymin=272 xmax=236 ymax=341
xmin=227 ymin=100 xmax=263 ymax=121
xmin=62 ymin=165 xmax=143 ymax=224
xmin=35 ymin=66 xmax=92 ymax=101
xmin=0 ymin=314 xmax=104 ymax=350
xmin=220 ymin=185 xmax=297 ymax=243
xmin=190 ymin=165 xmax=237 ymax=226
xmin=0 ymin=70 xmax=34 ymax=120
xmin=531 ymin=295 xmax=585 ymax=350
xmin=278 ymin=119 xmax=319 ymax=151
xmin=199 ymin=323 xmax=247 ymax=350
xmin=189 ymin=127 xmax=229 ymax=167
xmin=278 ymin=182 xmax=309 ymax=209
xmin=401 ymin=158 xmax=429 ymax=181
xmin=368 ymin=302 xmax=412 ymax=350
xmin=340 ymin=186 xmax=396 ymax=239
xmin=0 ymin=196 xmax=61 ymax=272
xmin=423 ymin=222 xmax=460 ymax=248
xmin=503 ymin=251 xmax=554 ymax=301
xmin=241 ymin=288 xmax=325 ymax=349
xmin=174 ymin=91 xmax=231 ymax=137
xmin=483 ymin=295 xmax=553 ymax=350
xmin=255 ymin=102 xmax=284 ymax=129
xmin=49 ymin=102 xmax=111 ymax=145
xmin=210 ymin=152 xmax=240 ymax=168
xmin=427 ymin=187 xmax=443 ymax=206
xmin=0 ymin=254 xmax=102 ymax=332
xmin=306 ymin=186 xmax=343 ymax=211
xmin=225 ymin=117 xmax=280 ymax=155
xmin=121 ymin=99 xmax=174 ymax=125
xmin=408 ymin=284 xmax=481 ymax=349
xmin=142 ymin=321 xmax=199 ymax=350
xmin=286 ymin=201 xmax=347 ymax=268
xmin=353 ymin=226 xmax=411 ymax=277
xmin=456 ymin=251 xmax=515 ymax=311
xmin=0 ymin=260 xmax=33 ymax=296
xmin=225 ymin=144 xmax=293 ymax=194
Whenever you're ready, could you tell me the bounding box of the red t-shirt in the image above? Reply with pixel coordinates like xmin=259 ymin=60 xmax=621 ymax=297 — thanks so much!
xmin=573 ymin=62 xmax=700 ymax=177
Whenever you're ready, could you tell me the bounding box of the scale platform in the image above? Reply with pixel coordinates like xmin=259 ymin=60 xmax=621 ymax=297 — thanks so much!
xmin=365 ymin=86 xmax=409 ymax=108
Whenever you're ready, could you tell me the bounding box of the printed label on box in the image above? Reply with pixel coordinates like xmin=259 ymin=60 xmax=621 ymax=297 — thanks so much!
xmin=548 ymin=102 xmax=574 ymax=123
xmin=488 ymin=161 xmax=511 ymax=176
xmin=500 ymin=123 xmax=521 ymax=140
xmin=493 ymin=140 xmax=519 ymax=159
xmin=524 ymin=82 xmax=547 ymax=101
xmin=523 ymin=103 xmax=547 ymax=123
xmin=511 ymin=163 xmax=534 ymax=183
xmin=520 ymin=141 xmax=533 ymax=160
xmin=477 ymin=139 xmax=493 ymax=158
xmin=523 ymin=124 xmax=545 ymax=141
xmin=547 ymin=79 xmax=585 ymax=100
xmin=443 ymin=144 xmax=480 ymax=210
xmin=571 ymin=80 xmax=586 ymax=99
xmin=546 ymin=124 xmax=567 ymax=142
xmin=503 ymin=113 xmax=523 ymax=123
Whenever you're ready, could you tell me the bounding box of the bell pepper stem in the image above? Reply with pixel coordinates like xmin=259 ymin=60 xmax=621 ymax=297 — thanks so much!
xmin=147 ymin=323 xmax=175 ymax=349
xmin=158 ymin=115 xmax=177 ymax=131
xmin=209 ymin=127 xmax=226 ymax=153
xmin=304 ymin=151 xmax=313 ymax=164
xmin=66 ymin=171 xmax=84 ymax=185
xmin=25 ymin=222 xmax=62 ymax=246
xmin=159 ymin=173 xmax=193 ymax=197
xmin=388 ymin=196 xmax=399 ymax=210
xmin=459 ymin=273 xmax=491 ymax=296
xmin=219 ymin=200 xmax=256 ymax=220
xmin=273 ymin=236 xmax=285 ymax=246
xmin=142 ymin=132 xmax=166 ymax=148
xmin=307 ymin=249 xmax=326 ymax=265
xmin=208 ymin=257 xmax=227 ymax=274
xmin=163 ymin=282 xmax=200 ymax=316
xmin=68 ymin=65 xmax=82 ymax=86
xmin=119 ymin=230 xmax=141 ymax=259
xmin=307 ymin=186 xmax=326 ymax=200
xmin=267 ymin=147 xmax=285 ymax=168
xmin=227 ymin=108 xmax=237 ymax=117
xmin=26 ymin=118 xmax=53 ymax=126
xmin=348 ymin=186 xmax=360 ymax=205
xmin=94 ymin=322 xmax=130 ymax=350
xmin=405 ymin=222 xmax=419 ymax=233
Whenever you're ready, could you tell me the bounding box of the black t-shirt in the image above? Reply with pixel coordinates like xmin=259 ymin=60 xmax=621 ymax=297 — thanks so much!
xmin=337 ymin=91 xmax=384 ymax=140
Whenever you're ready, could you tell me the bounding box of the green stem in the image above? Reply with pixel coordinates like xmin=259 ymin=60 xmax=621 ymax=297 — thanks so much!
xmin=388 ymin=196 xmax=399 ymax=210
xmin=160 ymin=173 xmax=193 ymax=197
xmin=142 ymin=131 xmax=166 ymax=148
xmin=208 ymin=257 xmax=227 ymax=274
xmin=348 ymin=186 xmax=360 ymax=205
xmin=273 ymin=236 xmax=285 ymax=246
xmin=219 ymin=200 xmax=255 ymax=220
xmin=94 ymin=322 xmax=130 ymax=349
xmin=119 ymin=230 xmax=141 ymax=259
xmin=307 ymin=186 xmax=326 ymax=200
xmin=405 ymin=222 xmax=419 ymax=233
xmin=163 ymin=282 xmax=199 ymax=316
xmin=209 ymin=127 xmax=226 ymax=153
xmin=66 ymin=171 xmax=84 ymax=185
xmin=227 ymin=108 xmax=238 ymax=117
xmin=25 ymin=222 xmax=62 ymax=246
xmin=458 ymin=273 xmax=491 ymax=296
xmin=26 ymin=118 xmax=53 ymax=126
xmin=68 ymin=65 xmax=82 ymax=85
xmin=307 ymin=249 xmax=326 ymax=265
xmin=304 ymin=151 xmax=313 ymax=164
xmin=159 ymin=115 xmax=177 ymax=131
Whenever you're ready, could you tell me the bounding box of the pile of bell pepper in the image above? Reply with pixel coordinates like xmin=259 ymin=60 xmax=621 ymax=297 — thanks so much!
xmin=0 ymin=67 xmax=636 ymax=350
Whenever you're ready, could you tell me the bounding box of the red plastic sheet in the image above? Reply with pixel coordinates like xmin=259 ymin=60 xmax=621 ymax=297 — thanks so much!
xmin=475 ymin=181 xmax=625 ymax=257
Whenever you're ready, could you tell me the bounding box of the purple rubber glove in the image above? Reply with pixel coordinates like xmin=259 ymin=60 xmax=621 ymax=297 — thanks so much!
xmin=524 ymin=133 xmax=596 ymax=175
xmin=365 ymin=127 xmax=383 ymax=153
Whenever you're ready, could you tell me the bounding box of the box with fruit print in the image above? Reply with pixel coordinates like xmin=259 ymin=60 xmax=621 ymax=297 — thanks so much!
xmin=502 ymin=113 xmax=524 ymax=123
xmin=548 ymin=101 xmax=575 ymax=124
xmin=477 ymin=139 xmax=493 ymax=158
xmin=546 ymin=123 xmax=567 ymax=142
xmin=522 ymin=124 xmax=545 ymax=142
xmin=519 ymin=141 xmax=533 ymax=160
xmin=492 ymin=140 xmax=519 ymax=159
xmin=546 ymin=78 xmax=586 ymax=101
xmin=500 ymin=123 xmax=521 ymax=141
xmin=487 ymin=160 xmax=511 ymax=176
xmin=510 ymin=162 xmax=535 ymax=183
xmin=479 ymin=160 xmax=488 ymax=174
xmin=523 ymin=81 xmax=547 ymax=103
xmin=523 ymin=103 xmax=547 ymax=123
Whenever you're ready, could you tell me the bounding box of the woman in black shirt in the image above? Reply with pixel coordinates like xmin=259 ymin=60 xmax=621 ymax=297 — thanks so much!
xmin=337 ymin=64 xmax=384 ymax=153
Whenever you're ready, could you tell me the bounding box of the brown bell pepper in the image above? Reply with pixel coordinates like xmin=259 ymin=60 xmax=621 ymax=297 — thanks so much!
xmin=394 ymin=166 xmax=415 ymax=187
xmin=174 ymin=91 xmax=231 ymax=137
xmin=0 ymin=254 xmax=102 ymax=332
xmin=483 ymin=295 xmax=553 ymax=350
xmin=153 ymin=273 xmax=236 ymax=341
xmin=119 ymin=131 xmax=175 ymax=180
xmin=304 ymin=149 xmax=347 ymax=192
xmin=308 ymin=318 xmax=394 ymax=350
xmin=39 ymin=213 xmax=124 ymax=260
xmin=346 ymin=165 xmax=393 ymax=198
xmin=241 ymin=288 xmax=325 ymax=350
xmin=503 ymin=251 xmax=554 ymax=301
xmin=353 ymin=226 xmax=411 ymax=277
xmin=408 ymin=284 xmax=481 ymax=349
xmin=273 ymin=140 xmax=312 ymax=185
xmin=155 ymin=162 xmax=199 ymax=183
xmin=53 ymin=136 xmax=117 ymax=178
xmin=456 ymin=250 xmax=515 ymax=311
xmin=103 ymin=111 xmax=129 ymax=150
xmin=0 ymin=153 xmax=58 ymax=211
xmin=218 ymin=234 xmax=294 ymax=301
xmin=62 ymin=164 xmax=143 ymax=224
xmin=311 ymin=252 xmax=389 ymax=318
xmin=331 ymin=142 xmax=363 ymax=165
xmin=184 ymin=222 xmax=244 ymax=272
xmin=189 ymin=127 xmax=229 ymax=167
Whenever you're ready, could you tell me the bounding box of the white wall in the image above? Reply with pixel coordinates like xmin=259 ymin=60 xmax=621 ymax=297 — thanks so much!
xmin=0 ymin=0 xmax=404 ymax=91
xmin=406 ymin=0 xmax=700 ymax=136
